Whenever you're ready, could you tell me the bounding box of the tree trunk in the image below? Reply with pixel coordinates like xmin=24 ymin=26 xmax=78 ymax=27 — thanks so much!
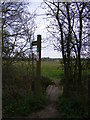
xmin=77 ymin=11 xmax=82 ymax=94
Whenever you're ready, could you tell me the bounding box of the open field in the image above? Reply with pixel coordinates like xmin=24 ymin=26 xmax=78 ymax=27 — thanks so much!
xmin=41 ymin=60 xmax=64 ymax=80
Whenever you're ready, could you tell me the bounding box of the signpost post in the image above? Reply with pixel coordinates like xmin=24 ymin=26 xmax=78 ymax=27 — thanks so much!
xmin=32 ymin=35 xmax=41 ymax=98
xmin=31 ymin=52 xmax=35 ymax=91
xmin=35 ymin=35 xmax=41 ymax=98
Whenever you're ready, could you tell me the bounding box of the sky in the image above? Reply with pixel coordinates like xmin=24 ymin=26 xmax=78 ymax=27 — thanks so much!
xmin=27 ymin=0 xmax=62 ymax=58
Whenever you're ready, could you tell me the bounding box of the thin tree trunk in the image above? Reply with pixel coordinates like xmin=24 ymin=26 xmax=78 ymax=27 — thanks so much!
xmin=77 ymin=12 xmax=82 ymax=92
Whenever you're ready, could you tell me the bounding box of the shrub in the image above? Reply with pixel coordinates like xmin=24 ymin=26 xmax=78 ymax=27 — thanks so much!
xmin=3 ymin=93 xmax=48 ymax=117
xmin=41 ymin=76 xmax=55 ymax=89
xmin=57 ymin=97 xmax=88 ymax=119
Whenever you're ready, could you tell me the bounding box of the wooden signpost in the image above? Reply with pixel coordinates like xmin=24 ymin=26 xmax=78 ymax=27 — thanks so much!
xmin=32 ymin=35 xmax=41 ymax=98
xmin=35 ymin=35 xmax=41 ymax=97
xmin=32 ymin=41 xmax=37 ymax=46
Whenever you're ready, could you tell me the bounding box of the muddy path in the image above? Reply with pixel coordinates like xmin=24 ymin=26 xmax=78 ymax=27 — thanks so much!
xmin=28 ymin=80 xmax=63 ymax=118
xmin=28 ymin=103 xmax=61 ymax=118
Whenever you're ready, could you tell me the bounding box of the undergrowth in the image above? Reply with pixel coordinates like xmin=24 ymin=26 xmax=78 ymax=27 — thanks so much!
xmin=3 ymin=92 xmax=48 ymax=117
xmin=57 ymin=96 xmax=88 ymax=119
xmin=2 ymin=61 xmax=49 ymax=117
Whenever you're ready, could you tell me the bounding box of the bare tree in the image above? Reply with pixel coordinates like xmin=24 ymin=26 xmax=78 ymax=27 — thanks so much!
xmin=43 ymin=0 xmax=89 ymax=96
xmin=2 ymin=2 xmax=36 ymax=63
xmin=2 ymin=2 xmax=37 ymax=92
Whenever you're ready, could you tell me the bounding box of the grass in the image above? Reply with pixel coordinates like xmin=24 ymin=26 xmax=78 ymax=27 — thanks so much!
xmin=41 ymin=60 xmax=64 ymax=80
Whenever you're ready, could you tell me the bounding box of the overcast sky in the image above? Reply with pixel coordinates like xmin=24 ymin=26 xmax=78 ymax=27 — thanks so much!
xmin=27 ymin=0 xmax=62 ymax=58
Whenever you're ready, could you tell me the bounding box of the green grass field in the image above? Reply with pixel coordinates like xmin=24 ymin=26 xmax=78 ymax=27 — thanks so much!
xmin=41 ymin=60 xmax=64 ymax=80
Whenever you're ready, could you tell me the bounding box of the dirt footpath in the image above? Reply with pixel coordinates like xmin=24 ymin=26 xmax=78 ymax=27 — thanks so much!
xmin=28 ymin=80 xmax=63 ymax=118
xmin=28 ymin=103 xmax=61 ymax=118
